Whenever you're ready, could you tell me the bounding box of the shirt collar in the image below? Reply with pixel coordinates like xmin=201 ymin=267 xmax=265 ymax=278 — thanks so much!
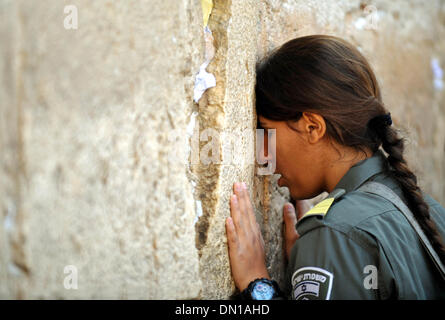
xmin=328 ymin=149 xmax=387 ymax=197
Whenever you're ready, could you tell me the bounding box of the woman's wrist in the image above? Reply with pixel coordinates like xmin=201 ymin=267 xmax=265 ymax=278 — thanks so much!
xmin=239 ymin=270 xmax=270 ymax=292
xmin=240 ymin=278 xmax=284 ymax=300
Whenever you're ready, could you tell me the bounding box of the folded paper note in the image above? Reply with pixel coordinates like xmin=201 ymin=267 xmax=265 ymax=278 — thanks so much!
xmin=194 ymin=26 xmax=216 ymax=103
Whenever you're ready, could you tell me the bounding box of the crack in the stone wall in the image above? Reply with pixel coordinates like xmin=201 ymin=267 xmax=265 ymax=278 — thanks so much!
xmin=4 ymin=3 xmax=31 ymax=299
xmin=192 ymin=0 xmax=232 ymax=257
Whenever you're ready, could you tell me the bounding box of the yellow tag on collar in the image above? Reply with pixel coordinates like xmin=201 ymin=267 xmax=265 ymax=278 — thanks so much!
xmin=302 ymin=197 xmax=335 ymax=218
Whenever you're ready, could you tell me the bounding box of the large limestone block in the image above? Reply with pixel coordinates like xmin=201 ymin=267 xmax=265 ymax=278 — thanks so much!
xmin=193 ymin=0 xmax=260 ymax=299
xmin=191 ymin=0 xmax=292 ymax=299
xmin=0 ymin=0 xmax=204 ymax=299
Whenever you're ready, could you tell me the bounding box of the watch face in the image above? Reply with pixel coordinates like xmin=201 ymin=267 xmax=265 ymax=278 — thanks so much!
xmin=251 ymin=280 xmax=275 ymax=300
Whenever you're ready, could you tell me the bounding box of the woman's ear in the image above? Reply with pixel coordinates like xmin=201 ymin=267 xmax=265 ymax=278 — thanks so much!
xmin=301 ymin=112 xmax=326 ymax=144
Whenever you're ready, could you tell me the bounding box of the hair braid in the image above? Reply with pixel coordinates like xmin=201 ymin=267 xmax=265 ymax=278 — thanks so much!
xmin=370 ymin=118 xmax=445 ymax=265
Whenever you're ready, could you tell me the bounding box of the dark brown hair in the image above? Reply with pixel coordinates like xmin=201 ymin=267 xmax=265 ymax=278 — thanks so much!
xmin=255 ymin=34 xmax=445 ymax=264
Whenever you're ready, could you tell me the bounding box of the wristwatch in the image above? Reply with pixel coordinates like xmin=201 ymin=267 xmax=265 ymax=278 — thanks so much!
xmin=240 ymin=278 xmax=283 ymax=300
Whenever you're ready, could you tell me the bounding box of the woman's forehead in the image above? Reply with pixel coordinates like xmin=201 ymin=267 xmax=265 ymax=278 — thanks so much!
xmin=258 ymin=116 xmax=271 ymax=126
xmin=258 ymin=116 xmax=282 ymax=127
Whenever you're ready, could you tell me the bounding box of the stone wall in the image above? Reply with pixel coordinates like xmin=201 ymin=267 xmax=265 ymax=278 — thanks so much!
xmin=1 ymin=0 xmax=444 ymax=299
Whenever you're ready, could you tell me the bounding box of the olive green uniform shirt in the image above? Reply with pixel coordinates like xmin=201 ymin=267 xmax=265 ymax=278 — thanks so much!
xmin=284 ymin=150 xmax=445 ymax=299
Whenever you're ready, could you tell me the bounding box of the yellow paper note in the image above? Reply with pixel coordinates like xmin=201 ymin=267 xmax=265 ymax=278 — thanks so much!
xmin=201 ymin=0 xmax=213 ymax=27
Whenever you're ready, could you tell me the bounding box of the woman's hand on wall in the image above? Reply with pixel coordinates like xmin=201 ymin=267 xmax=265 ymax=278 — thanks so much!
xmin=225 ymin=182 xmax=270 ymax=292
xmin=283 ymin=200 xmax=311 ymax=261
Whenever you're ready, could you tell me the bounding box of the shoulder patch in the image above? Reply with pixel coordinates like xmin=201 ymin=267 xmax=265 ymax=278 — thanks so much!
xmin=304 ymin=197 xmax=335 ymax=217
xmin=291 ymin=267 xmax=334 ymax=300
xmin=297 ymin=189 xmax=346 ymax=225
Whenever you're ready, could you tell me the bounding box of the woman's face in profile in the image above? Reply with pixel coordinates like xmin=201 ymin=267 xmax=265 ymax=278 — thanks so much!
xmin=257 ymin=115 xmax=327 ymax=200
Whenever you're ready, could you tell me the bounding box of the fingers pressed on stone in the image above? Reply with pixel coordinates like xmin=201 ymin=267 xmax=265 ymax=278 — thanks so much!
xmin=284 ymin=203 xmax=297 ymax=231
xmin=233 ymin=182 xmax=247 ymax=218
xmin=225 ymin=217 xmax=238 ymax=247
xmin=241 ymin=182 xmax=257 ymax=231
xmin=230 ymin=194 xmax=243 ymax=231
xmin=284 ymin=202 xmax=296 ymax=217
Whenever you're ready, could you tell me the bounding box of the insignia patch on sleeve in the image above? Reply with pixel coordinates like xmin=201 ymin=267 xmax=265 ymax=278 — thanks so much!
xmin=291 ymin=267 xmax=334 ymax=300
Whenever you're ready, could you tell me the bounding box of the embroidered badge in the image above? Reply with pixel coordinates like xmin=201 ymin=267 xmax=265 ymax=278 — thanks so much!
xmin=291 ymin=267 xmax=334 ymax=300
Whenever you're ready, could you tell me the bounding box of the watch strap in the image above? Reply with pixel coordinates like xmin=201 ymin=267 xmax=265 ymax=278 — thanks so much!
xmin=240 ymin=278 xmax=284 ymax=300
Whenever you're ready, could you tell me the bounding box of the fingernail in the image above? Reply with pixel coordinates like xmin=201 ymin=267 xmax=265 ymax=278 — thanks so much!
xmin=231 ymin=195 xmax=238 ymax=203
xmin=285 ymin=203 xmax=293 ymax=212
xmin=241 ymin=182 xmax=247 ymax=189
xmin=235 ymin=183 xmax=243 ymax=192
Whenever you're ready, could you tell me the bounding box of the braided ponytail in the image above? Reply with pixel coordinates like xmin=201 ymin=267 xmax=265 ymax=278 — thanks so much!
xmin=368 ymin=114 xmax=445 ymax=265
xmin=255 ymin=34 xmax=445 ymax=265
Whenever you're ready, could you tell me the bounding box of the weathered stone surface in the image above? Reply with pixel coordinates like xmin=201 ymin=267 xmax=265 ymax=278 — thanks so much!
xmin=1 ymin=0 xmax=444 ymax=300
xmin=193 ymin=0 xmax=271 ymax=299
xmin=0 ymin=0 xmax=204 ymax=299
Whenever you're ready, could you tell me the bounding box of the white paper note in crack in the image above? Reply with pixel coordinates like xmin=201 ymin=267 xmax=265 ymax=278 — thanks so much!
xmin=194 ymin=26 xmax=216 ymax=103
xmin=194 ymin=65 xmax=216 ymax=103
xmin=431 ymin=58 xmax=444 ymax=91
